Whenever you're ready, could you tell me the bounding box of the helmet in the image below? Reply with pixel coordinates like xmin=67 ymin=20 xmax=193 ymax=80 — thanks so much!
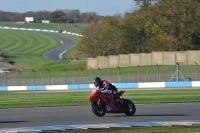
xmin=93 ymin=77 xmax=101 ymax=87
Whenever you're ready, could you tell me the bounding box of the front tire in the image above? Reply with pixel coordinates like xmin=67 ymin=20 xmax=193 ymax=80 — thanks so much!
xmin=123 ymin=99 xmax=136 ymax=116
xmin=91 ymin=101 xmax=106 ymax=117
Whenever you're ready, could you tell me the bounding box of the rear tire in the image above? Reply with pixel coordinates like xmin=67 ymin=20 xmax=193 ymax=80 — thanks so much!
xmin=123 ymin=99 xmax=136 ymax=116
xmin=91 ymin=101 xmax=106 ymax=117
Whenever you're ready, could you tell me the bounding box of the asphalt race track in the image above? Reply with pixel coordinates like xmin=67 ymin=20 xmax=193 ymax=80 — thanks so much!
xmin=0 ymin=103 xmax=200 ymax=130
xmin=37 ymin=32 xmax=77 ymax=62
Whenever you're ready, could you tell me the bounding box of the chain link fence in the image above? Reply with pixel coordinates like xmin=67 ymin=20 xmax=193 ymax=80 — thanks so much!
xmin=0 ymin=64 xmax=199 ymax=86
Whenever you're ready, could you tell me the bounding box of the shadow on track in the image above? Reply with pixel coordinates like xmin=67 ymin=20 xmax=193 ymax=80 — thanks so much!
xmin=0 ymin=120 xmax=26 ymax=124
xmin=106 ymin=114 xmax=187 ymax=117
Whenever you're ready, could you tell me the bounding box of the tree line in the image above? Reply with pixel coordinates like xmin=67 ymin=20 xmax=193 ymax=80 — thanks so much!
xmin=77 ymin=0 xmax=200 ymax=57
xmin=0 ymin=9 xmax=115 ymax=23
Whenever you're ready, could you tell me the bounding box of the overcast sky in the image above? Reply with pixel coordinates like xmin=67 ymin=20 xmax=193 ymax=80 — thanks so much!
xmin=0 ymin=0 xmax=137 ymax=16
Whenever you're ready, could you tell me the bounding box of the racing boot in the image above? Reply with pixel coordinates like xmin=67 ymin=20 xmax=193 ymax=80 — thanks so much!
xmin=112 ymin=99 xmax=119 ymax=109
xmin=118 ymin=98 xmax=123 ymax=106
xmin=113 ymin=95 xmax=120 ymax=109
xmin=114 ymin=102 xmax=120 ymax=109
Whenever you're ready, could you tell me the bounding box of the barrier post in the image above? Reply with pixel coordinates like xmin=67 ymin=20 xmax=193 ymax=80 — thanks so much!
xmin=32 ymin=69 xmax=35 ymax=86
xmin=117 ymin=66 xmax=120 ymax=83
xmin=81 ymin=68 xmax=84 ymax=84
xmin=64 ymin=68 xmax=67 ymax=84
xmin=156 ymin=64 xmax=160 ymax=82
xmin=47 ymin=69 xmax=50 ymax=85
xmin=18 ymin=70 xmax=21 ymax=86
xmin=4 ymin=70 xmax=7 ymax=86
xmin=195 ymin=62 xmax=198 ymax=81
xmin=137 ymin=65 xmax=140 ymax=82
xmin=98 ymin=67 xmax=101 ymax=77
xmin=176 ymin=63 xmax=179 ymax=81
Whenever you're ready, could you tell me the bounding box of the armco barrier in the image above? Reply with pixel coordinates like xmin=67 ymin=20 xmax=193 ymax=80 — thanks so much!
xmin=0 ymin=81 xmax=199 ymax=91
xmin=0 ymin=26 xmax=83 ymax=37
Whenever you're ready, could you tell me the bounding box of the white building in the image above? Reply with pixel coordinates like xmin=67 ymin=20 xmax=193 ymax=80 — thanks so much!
xmin=25 ymin=17 xmax=34 ymax=23
xmin=42 ymin=20 xmax=50 ymax=23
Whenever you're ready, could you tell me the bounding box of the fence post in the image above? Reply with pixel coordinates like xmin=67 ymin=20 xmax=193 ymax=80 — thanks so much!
xmin=18 ymin=70 xmax=21 ymax=86
xmin=146 ymin=67 xmax=148 ymax=82
xmin=47 ymin=69 xmax=50 ymax=85
xmin=137 ymin=65 xmax=140 ymax=82
xmin=98 ymin=67 xmax=101 ymax=77
xmin=156 ymin=64 xmax=160 ymax=82
xmin=81 ymin=68 xmax=84 ymax=84
xmin=4 ymin=70 xmax=7 ymax=86
xmin=195 ymin=62 xmax=198 ymax=81
xmin=132 ymin=75 xmax=134 ymax=83
xmin=32 ymin=69 xmax=35 ymax=86
xmin=176 ymin=63 xmax=179 ymax=81
xmin=64 ymin=68 xmax=67 ymax=84
xmin=165 ymin=66 xmax=167 ymax=81
xmin=117 ymin=66 xmax=120 ymax=83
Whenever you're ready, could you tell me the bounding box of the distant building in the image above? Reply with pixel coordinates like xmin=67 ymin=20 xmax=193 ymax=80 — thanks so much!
xmin=25 ymin=17 xmax=34 ymax=23
xmin=42 ymin=20 xmax=50 ymax=23
xmin=35 ymin=20 xmax=42 ymax=23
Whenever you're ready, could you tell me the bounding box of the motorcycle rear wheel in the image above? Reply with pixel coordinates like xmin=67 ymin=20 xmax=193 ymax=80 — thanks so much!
xmin=123 ymin=99 xmax=136 ymax=116
xmin=91 ymin=101 xmax=106 ymax=117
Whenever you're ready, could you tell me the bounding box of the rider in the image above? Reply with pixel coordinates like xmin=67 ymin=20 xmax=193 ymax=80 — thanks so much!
xmin=93 ymin=77 xmax=122 ymax=107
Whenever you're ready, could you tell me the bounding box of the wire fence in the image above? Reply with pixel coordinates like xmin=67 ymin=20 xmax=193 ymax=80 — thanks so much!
xmin=0 ymin=64 xmax=199 ymax=86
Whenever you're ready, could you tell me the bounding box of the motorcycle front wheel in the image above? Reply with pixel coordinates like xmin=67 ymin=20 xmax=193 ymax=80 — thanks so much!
xmin=123 ymin=99 xmax=136 ymax=116
xmin=91 ymin=101 xmax=106 ymax=117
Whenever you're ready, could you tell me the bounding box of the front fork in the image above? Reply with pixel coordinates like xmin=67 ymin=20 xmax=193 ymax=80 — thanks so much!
xmin=94 ymin=99 xmax=106 ymax=110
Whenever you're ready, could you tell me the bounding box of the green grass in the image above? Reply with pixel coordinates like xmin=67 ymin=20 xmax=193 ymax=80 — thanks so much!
xmin=0 ymin=29 xmax=63 ymax=69
xmin=0 ymin=30 xmax=60 ymax=55
xmin=0 ymin=28 xmax=85 ymax=72
xmin=0 ymin=23 xmax=90 ymax=86
xmin=60 ymin=126 xmax=200 ymax=133
xmin=0 ymin=21 xmax=85 ymax=69
xmin=0 ymin=89 xmax=199 ymax=109
xmin=0 ymin=21 xmax=84 ymax=32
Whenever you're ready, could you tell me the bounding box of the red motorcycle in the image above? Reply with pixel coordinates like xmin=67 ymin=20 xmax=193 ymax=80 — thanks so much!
xmin=88 ymin=88 xmax=136 ymax=117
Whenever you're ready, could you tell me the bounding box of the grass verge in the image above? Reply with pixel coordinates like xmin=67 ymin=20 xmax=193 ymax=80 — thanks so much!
xmin=0 ymin=89 xmax=199 ymax=109
xmin=42 ymin=126 xmax=200 ymax=133
xmin=0 ymin=22 xmax=84 ymax=32
xmin=0 ymin=23 xmax=84 ymax=71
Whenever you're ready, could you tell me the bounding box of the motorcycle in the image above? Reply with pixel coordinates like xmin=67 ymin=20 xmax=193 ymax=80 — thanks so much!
xmin=88 ymin=88 xmax=136 ymax=117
